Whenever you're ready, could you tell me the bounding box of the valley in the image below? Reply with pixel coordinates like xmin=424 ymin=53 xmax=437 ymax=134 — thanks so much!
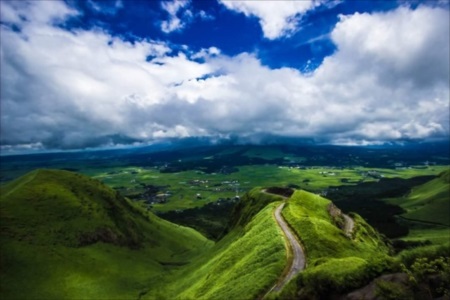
xmin=0 ymin=143 xmax=449 ymax=299
xmin=2 ymin=1 xmax=449 ymax=299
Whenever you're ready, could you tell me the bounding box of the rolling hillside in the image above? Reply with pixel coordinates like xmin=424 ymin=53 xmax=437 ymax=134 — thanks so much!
xmin=1 ymin=169 xmax=416 ymax=299
xmin=384 ymin=170 xmax=450 ymax=246
xmin=0 ymin=169 xmax=212 ymax=300
xmin=394 ymin=170 xmax=450 ymax=226
xmin=143 ymin=188 xmax=288 ymax=300
xmin=0 ymin=173 xmax=290 ymax=300
xmin=279 ymin=190 xmax=392 ymax=298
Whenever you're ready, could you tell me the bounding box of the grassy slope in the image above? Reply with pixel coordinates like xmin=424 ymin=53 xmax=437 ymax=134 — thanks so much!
xmin=1 ymin=169 xmax=405 ymax=299
xmin=280 ymin=190 xmax=391 ymax=297
xmin=283 ymin=190 xmax=388 ymax=263
xmin=389 ymin=170 xmax=449 ymax=226
xmin=385 ymin=170 xmax=450 ymax=245
xmin=0 ymin=169 xmax=212 ymax=300
xmin=143 ymin=189 xmax=287 ymax=300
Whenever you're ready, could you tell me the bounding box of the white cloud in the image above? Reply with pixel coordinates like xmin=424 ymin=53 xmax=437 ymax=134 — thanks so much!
xmin=198 ymin=10 xmax=215 ymax=21
xmin=0 ymin=0 xmax=78 ymax=26
xmin=191 ymin=47 xmax=221 ymax=60
xmin=0 ymin=1 xmax=448 ymax=151
xmin=87 ymin=0 xmax=123 ymax=15
xmin=219 ymin=0 xmax=321 ymax=39
xmin=160 ymin=0 xmax=192 ymax=33
xmin=330 ymin=7 xmax=449 ymax=88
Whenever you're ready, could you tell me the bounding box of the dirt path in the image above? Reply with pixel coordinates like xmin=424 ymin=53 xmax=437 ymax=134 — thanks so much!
xmin=342 ymin=213 xmax=354 ymax=237
xmin=268 ymin=202 xmax=306 ymax=294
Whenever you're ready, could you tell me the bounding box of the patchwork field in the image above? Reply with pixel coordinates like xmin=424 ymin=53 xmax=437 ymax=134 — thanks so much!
xmin=81 ymin=164 xmax=449 ymax=213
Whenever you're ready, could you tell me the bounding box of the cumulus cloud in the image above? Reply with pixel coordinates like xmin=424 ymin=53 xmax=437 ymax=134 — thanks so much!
xmin=160 ymin=0 xmax=192 ymax=33
xmin=218 ymin=0 xmax=322 ymax=39
xmin=0 ymin=0 xmax=78 ymax=25
xmin=0 ymin=1 xmax=448 ymax=151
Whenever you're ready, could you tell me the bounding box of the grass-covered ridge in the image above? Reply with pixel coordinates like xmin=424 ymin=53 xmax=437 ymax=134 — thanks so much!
xmin=4 ymin=169 xmax=442 ymax=299
xmin=0 ymin=169 xmax=212 ymax=300
xmin=386 ymin=170 xmax=450 ymax=248
xmin=142 ymin=188 xmax=288 ymax=300
xmin=388 ymin=170 xmax=450 ymax=226
xmin=166 ymin=202 xmax=286 ymax=300
xmin=280 ymin=190 xmax=392 ymax=298
xmin=283 ymin=190 xmax=388 ymax=262
xmin=0 ymin=171 xmax=289 ymax=300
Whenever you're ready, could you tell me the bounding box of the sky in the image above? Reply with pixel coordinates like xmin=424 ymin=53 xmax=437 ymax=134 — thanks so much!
xmin=0 ymin=0 xmax=449 ymax=153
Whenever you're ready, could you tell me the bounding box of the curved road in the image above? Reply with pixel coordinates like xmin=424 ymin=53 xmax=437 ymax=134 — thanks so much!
xmin=270 ymin=203 xmax=306 ymax=293
xmin=261 ymin=189 xmax=354 ymax=297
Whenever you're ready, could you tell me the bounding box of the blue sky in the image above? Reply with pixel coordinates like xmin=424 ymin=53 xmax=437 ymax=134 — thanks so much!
xmin=0 ymin=0 xmax=449 ymax=153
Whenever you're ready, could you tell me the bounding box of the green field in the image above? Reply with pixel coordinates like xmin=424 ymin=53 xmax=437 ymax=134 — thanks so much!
xmin=387 ymin=170 xmax=449 ymax=225
xmin=80 ymin=164 xmax=449 ymax=212
xmin=402 ymin=228 xmax=450 ymax=245
xmin=381 ymin=170 xmax=450 ymax=247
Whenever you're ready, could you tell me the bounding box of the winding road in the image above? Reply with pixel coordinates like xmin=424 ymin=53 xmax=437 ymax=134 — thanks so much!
xmin=269 ymin=203 xmax=306 ymax=293
xmin=262 ymin=190 xmax=353 ymax=297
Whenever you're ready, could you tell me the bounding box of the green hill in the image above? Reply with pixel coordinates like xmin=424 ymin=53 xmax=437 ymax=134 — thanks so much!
xmin=1 ymin=169 xmax=398 ymax=299
xmin=385 ymin=170 xmax=450 ymax=245
xmin=394 ymin=170 xmax=449 ymax=226
xmin=280 ymin=190 xmax=392 ymax=298
xmin=142 ymin=188 xmax=288 ymax=300
xmin=0 ymin=169 xmax=212 ymax=300
xmin=153 ymin=188 xmax=392 ymax=300
xmin=0 ymin=174 xmax=289 ymax=300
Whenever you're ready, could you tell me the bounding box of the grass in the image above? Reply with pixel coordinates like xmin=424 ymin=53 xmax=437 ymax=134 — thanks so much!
xmin=387 ymin=170 xmax=449 ymax=226
xmin=279 ymin=190 xmax=392 ymax=297
xmin=0 ymin=171 xmax=288 ymax=300
xmin=282 ymin=190 xmax=388 ymax=263
xmin=397 ymin=243 xmax=450 ymax=266
xmin=162 ymin=202 xmax=286 ymax=300
xmin=402 ymin=228 xmax=450 ymax=245
xmin=0 ymin=169 xmax=212 ymax=299
xmin=2 ymin=167 xmax=447 ymax=299
xmin=299 ymin=257 xmax=370 ymax=295
xmin=1 ymin=241 xmax=166 ymax=300
xmin=242 ymin=146 xmax=305 ymax=162
xmin=75 ymin=164 xmax=449 ymax=213
xmin=385 ymin=170 xmax=450 ymax=247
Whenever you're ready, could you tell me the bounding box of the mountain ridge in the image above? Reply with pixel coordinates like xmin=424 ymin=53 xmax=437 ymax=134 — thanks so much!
xmin=2 ymin=169 xmax=447 ymax=299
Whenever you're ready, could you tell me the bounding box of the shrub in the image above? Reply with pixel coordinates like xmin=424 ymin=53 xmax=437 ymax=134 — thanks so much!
xmin=375 ymin=280 xmax=413 ymax=300
xmin=399 ymin=243 xmax=450 ymax=267
xmin=403 ymin=256 xmax=450 ymax=297
xmin=298 ymin=257 xmax=369 ymax=297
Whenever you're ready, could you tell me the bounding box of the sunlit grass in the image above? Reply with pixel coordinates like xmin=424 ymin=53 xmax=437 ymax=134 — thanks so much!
xmin=387 ymin=170 xmax=449 ymax=226
xmin=136 ymin=192 xmax=287 ymax=300
xmin=0 ymin=169 xmax=212 ymax=300
xmin=278 ymin=190 xmax=392 ymax=298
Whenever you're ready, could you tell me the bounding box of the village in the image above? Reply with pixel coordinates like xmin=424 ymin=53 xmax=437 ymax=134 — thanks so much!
xmin=98 ymin=156 xmax=438 ymax=211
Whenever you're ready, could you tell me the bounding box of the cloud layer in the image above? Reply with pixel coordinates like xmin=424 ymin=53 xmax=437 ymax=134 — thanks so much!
xmin=218 ymin=0 xmax=321 ymax=39
xmin=0 ymin=1 xmax=449 ymax=151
